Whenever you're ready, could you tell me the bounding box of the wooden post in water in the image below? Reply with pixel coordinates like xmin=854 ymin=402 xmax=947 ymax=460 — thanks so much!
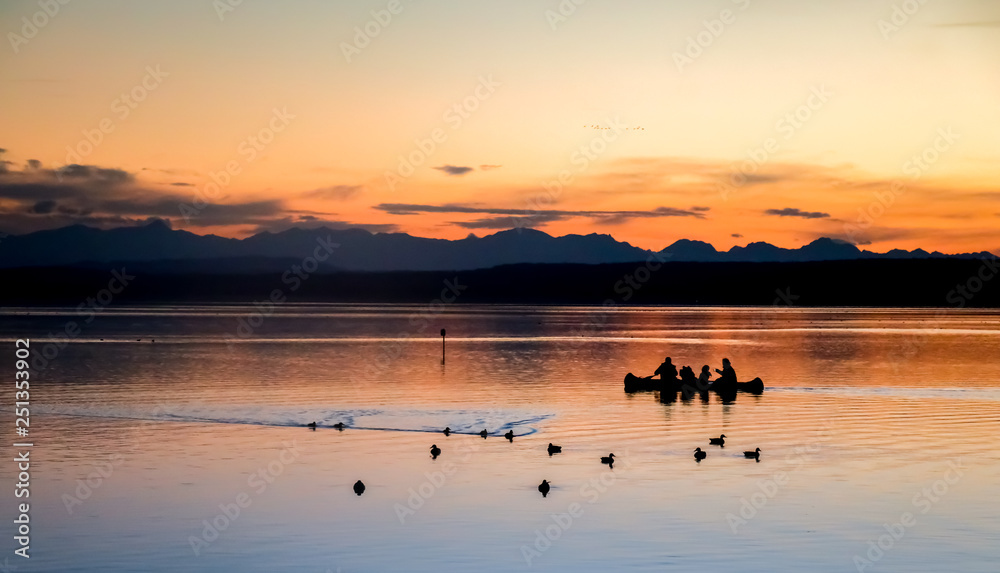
xmin=440 ymin=328 xmax=446 ymax=364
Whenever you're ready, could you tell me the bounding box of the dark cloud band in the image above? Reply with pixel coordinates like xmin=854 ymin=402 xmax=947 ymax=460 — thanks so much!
xmin=764 ymin=207 xmax=830 ymax=219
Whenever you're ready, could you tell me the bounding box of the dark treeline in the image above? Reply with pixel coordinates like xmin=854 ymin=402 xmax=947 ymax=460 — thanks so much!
xmin=1 ymin=258 xmax=998 ymax=307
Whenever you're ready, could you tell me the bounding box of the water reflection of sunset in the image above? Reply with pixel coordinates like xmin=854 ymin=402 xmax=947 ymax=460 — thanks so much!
xmin=7 ymin=305 xmax=999 ymax=571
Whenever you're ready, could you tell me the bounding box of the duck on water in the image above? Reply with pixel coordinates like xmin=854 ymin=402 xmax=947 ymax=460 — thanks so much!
xmin=538 ymin=480 xmax=551 ymax=497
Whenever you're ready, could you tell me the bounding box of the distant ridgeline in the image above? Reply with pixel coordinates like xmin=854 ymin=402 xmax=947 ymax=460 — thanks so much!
xmin=0 ymin=222 xmax=997 ymax=306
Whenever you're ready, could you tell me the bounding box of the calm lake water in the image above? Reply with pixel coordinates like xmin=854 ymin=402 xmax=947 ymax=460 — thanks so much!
xmin=2 ymin=305 xmax=999 ymax=572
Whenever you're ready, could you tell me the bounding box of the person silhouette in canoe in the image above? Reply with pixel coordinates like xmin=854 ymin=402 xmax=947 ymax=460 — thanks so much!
xmin=678 ymin=365 xmax=700 ymax=399
xmin=714 ymin=358 xmax=738 ymax=390
xmin=698 ymin=365 xmax=712 ymax=390
xmin=654 ymin=356 xmax=678 ymax=382
xmin=679 ymin=365 xmax=698 ymax=385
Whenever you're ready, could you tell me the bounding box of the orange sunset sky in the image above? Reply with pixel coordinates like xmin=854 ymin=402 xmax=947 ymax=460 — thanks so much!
xmin=1 ymin=0 xmax=999 ymax=253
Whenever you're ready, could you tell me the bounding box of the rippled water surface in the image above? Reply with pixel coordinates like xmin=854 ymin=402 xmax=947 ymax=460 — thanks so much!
xmin=1 ymin=305 xmax=999 ymax=572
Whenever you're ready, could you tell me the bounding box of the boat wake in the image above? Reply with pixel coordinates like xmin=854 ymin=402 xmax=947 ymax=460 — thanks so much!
xmin=767 ymin=386 xmax=1000 ymax=401
xmin=35 ymin=404 xmax=555 ymax=436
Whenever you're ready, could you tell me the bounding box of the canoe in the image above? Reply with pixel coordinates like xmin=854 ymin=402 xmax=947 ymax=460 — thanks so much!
xmin=623 ymin=372 xmax=662 ymax=393
xmin=737 ymin=377 xmax=765 ymax=394
xmin=623 ymin=373 xmax=699 ymax=393
xmin=623 ymin=373 xmax=703 ymax=393
xmin=706 ymin=377 xmax=765 ymax=395
xmin=623 ymin=372 xmax=764 ymax=395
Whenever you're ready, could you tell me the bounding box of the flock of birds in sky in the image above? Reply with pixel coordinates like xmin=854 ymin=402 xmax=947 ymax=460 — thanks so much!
xmin=305 ymin=422 xmax=762 ymax=497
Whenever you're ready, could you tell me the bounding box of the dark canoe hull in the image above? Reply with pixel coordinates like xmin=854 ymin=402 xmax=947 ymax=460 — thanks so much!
xmin=623 ymin=372 xmax=662 ymax=393
xmin=623 ymin=373 xmax=691 ymax=393
xmin=737 ymin=377 xmax=765 ymax=394
xmin=704 ymin=377 xmax=765 ymax=395
xmin=623 ymin=373 xmax=764 ymax=395
xmin=623 ymin=373 xmax=706 ymax=394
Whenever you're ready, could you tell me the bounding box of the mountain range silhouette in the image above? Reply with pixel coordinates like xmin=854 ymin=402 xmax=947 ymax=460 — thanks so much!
xmin=0 ymin=220 xmax=994 ymax=272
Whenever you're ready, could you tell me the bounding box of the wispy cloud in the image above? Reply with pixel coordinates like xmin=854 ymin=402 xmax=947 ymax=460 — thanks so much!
xmin=374 ymin=202 xmax=707 ymax=228
xmin=452 ymin=214 xmax=566 ymax=229
xmin=764 ymin=207 xmax=831 ymax=219
xmin=303 ymin=184 xmax=364 ymax=201
xmin=28 ymin=200 xmax=57 ymax=214
xmin=433 ymin=165 xmax=474 ymax=176
xmin=0 ymin=154 xmax=288 ymax=234
xmin=248 ymin=216 xmax=397 ymax=235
